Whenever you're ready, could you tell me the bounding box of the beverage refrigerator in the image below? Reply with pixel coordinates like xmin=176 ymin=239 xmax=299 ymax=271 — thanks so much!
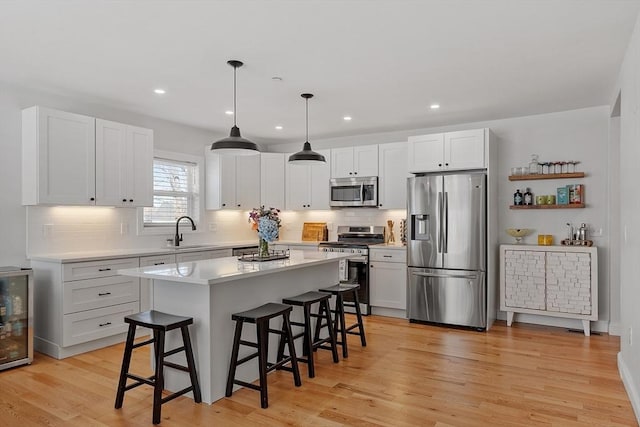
xmin=0 ymin=267 xmax=33 ymax=370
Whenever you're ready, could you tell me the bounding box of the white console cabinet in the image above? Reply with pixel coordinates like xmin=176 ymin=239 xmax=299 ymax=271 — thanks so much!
xmin=499 ymin=245 xmax=598 ymax=336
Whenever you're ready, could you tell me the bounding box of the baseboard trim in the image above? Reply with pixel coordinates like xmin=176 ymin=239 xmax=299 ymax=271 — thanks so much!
xmin=618 ymin=352 xmax=640 ymax=424
xmin=496 ymin=311 xmax=608 ymax=333
xmin=609 ymin=322 xmax=623 ymax=336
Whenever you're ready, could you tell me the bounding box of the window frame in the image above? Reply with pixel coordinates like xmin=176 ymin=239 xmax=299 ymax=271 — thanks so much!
xmin=136 ymin=150 xmax=205 ymax=236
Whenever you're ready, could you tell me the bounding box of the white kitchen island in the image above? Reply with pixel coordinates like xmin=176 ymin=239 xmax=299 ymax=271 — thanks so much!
xmin=118 ymin=250 xmax=351 ymax=404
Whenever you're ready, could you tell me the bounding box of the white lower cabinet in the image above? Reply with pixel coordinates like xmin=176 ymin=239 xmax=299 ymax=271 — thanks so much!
xmin=33 ymin=249 xmax=235 ymax=359
xmin=499 ymin=245 xmax=598 ymax=336
xmin=32 ymin=256 xmax=141 ymax=359
xmin=369 ymin=248 xmax=407 ymax=318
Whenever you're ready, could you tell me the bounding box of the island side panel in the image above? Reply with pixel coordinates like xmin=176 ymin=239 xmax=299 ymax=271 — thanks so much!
xmin=151 ymin=260 xmax=340 ymax=404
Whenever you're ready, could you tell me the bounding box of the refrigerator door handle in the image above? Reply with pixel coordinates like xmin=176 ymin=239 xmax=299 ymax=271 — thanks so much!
xmin=412 ymin=271 xmax=478 ymax=280
xmin=443 ymin=191 xmax=449 ymax=253
xmin=437 ymin=191 xmax=444 ymax=253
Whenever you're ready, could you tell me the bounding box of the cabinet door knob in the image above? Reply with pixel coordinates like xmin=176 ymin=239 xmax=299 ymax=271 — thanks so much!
xmin=379 ymin=204 xmax=382 ymax=207
xmin=129 ymin=199 xmax=133 ymax=203
xmin=90 ymin=197 xmax=95 ymax=201
xmin=222 ymin=203 xmax=226 ymax=206
xmin=354 ymin=172 xmax=357 ymax=175
xmin=445 ymin=163 xmax=449 ymax=166
xmin=438 ymin=163 xmax=442 ymax=167
xmin=237 ymin=204 xmax=241 ymax=207
xmin=122 ymin=198 xmax=127 ymax=202
xmin=349 ymin=172 xmax=352 ymax=175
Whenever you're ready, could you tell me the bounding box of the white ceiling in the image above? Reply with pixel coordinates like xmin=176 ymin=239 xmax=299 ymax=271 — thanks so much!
xmin=1 ymin=0 xmax=638 ymax=144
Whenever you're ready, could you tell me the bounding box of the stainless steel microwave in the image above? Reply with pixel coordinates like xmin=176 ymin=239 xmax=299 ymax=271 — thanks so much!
xmin=329 ymin=177 xmax=378 ymax=207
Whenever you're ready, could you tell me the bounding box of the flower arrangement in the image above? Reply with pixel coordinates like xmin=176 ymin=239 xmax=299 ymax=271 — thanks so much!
xmin=249 ymin=206 xmax=281 ymax=256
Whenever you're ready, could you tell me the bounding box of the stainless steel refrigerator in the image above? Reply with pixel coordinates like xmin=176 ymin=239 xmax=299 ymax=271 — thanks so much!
xmin=407 ymin=172 xmax=487 ymax=330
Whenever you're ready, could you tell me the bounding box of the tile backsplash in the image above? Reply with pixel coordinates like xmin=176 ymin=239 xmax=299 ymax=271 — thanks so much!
xmin=26 ymin=206 xmax=406 ymax=254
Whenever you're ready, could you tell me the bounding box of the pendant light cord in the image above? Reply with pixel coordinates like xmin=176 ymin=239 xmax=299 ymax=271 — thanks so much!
xmin=305 ymin=97 xmax=309 ymax=142
xmin=233 ymin=65 xmax=237 ymax=127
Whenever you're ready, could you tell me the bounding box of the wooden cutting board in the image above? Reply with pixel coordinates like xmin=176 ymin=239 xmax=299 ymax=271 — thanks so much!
xmin=301 ymin=222 xmax=328 ymax=241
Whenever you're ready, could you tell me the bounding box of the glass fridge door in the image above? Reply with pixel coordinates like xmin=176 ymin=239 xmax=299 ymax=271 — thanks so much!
xmin=0 ymin=269 xmax=33 ymax=369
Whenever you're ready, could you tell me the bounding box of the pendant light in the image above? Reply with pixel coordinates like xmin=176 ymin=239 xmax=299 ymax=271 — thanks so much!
xmin=288 ymin=93 xmax=326 ymax=164
xmin=211 ymin=60 xmax=259 ymax=155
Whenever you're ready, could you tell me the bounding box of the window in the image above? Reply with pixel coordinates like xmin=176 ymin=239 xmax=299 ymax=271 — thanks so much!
xmin=139 ymin=151 xmax=203 ymax=233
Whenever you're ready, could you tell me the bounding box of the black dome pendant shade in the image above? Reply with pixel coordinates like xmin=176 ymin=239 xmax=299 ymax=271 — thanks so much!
xmin=211 ymin=60 xmax=259 ymax=155
xmin=288 ymin=93 xmax=326 ymax=164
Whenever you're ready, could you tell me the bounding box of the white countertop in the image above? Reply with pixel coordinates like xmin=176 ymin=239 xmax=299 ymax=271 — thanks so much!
xmin=117 ymin=250 xmax=353 ymax=285
xmin=28 ymin=241 xmax=258 ymax=263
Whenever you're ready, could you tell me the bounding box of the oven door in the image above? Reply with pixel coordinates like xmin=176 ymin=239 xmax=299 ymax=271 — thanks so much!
xmin=339 ymin=257 xmax=370 ymax=315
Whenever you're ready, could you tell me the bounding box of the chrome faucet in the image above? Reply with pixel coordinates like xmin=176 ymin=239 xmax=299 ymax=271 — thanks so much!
xmin=174 ymin=216 xmax=196 ymax=247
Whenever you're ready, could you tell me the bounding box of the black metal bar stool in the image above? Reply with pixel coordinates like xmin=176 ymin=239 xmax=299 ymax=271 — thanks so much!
xmin=115 ymin=310 xmax=201 ymax=425
xmin=318 ymin=283 xmax=367 ymax=358
xmin=226 ymin=302 xmax=301 ymax=408
xmin=277 ymin=291 xmax=339 ymax=378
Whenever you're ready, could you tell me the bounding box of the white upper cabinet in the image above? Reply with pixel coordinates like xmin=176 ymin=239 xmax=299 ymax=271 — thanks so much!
xmin=330 ymin=144 xmax=378 ymax=178
xmin=408 ymin=129 xmax=486 ymax=173
xmin=206 ymin=152 xmax=260 ymax=210
xmin=22 ymin=106 xmax=96 ymax=205
xmin=95 ymin=119 xmax=153 ymax=207
xmin=378 ymin=142 xmax=409 ymax=209
xmin=22 ymin=106 xmax=154 ymax=206
xmin=285 ymin=149 xmax=330 ymax=210
xmin=260 ymin=153 xmax=285 ymax=209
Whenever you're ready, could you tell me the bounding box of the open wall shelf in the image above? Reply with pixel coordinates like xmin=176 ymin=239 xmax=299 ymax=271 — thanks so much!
xmin=509 ymin=204 xmax=585 ymax=210
xmin=508 ymin=172 xmax=585 ymax=181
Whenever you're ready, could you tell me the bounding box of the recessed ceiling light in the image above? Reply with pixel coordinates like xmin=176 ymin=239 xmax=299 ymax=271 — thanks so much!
xmin=225 ymin=110 xmax=234 ymax=115
xmin=430 ymin=103 xmax=440 ymax=109
xmin=154 ymin=88 xmax=166 ymax=95
xmin=343 ymin=116 xmax=352 ymax=121
xmin=275 ymin=125 xmax=283 ymax=130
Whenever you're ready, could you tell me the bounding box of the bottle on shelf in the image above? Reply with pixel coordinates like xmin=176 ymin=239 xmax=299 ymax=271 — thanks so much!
xmin=514 ymin=189 xmax=523 ymax=206
xmin=529 ymin=154 xmax=540 ymax=174
xmin=524 ymin=188 xmax=533 ymax=205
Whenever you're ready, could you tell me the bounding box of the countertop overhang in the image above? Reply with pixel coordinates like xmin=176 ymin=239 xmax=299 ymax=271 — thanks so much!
xmin=117 ymin=250 xmax=354 ymax=285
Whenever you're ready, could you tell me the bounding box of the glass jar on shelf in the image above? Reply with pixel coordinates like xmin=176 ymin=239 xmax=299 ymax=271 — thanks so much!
xmin=540 ymin=162 xmax=550 ymax=174
xmin=529 ymin=154 xmax=539 ymax=174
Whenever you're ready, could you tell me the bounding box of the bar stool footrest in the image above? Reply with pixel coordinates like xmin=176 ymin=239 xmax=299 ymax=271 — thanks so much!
xmin=161 ymin=386 xmax=195 ymax=405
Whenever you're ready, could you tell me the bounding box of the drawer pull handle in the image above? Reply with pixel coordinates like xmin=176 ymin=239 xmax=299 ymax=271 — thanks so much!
xmin=154 ymin=262 xmax=165 ymax=265
xmin=99 ymin=322 xmax=112 ymax=327
xmin=98 ymin=292 xmax=112 ymax=296
xmin=98 ymin=268 xmax=112 ymax=272
xmin=383 ymin=255 xmax=393 ymax=258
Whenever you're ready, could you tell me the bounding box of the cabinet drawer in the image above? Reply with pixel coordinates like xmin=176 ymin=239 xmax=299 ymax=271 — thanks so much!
xmin=63 ymin=302 xmax=138 ymax=347
xmin=369 ymin=249 xmax=407 ymax=263
xmin=63 ymin=258 xmax=139 ymax=281
xmin=63 ymin=275 xmax=140 ymax=314
xmin=140 ymin=254 xmax=176 ymax=267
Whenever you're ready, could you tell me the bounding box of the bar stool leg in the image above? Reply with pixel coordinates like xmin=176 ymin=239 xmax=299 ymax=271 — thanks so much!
xmin=336 ymin=294 xmax=349 ymax=358
xmin=302 ymin=304 xmax=315 ymax=377
xmin=283 ymin=312 xmax=302 ymax=387
xmin=352 ymin=291 xmax=367 ymax=347
xmin=256 ymin=321 xmax=269 ymax=408
xmin=152 ymin=330 xmax=166 ymax=425
xmin=321 ymin=300 xmax=339 ymax=363
xmin=226 ymin=320 xmax=244 ymax=397
xmin=180 ymin=325 xmax=202 ymax=403
xmin=114 ymin=323 xmax=137 ymax=409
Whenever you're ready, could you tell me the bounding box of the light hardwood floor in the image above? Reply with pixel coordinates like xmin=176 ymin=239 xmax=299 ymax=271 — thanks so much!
xmin=0 ymin=316 xmax=636 ymax=426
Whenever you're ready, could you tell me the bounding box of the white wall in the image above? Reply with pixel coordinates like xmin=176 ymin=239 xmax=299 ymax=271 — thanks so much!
xmin=614 ymin=10 xmax=640 ymax=423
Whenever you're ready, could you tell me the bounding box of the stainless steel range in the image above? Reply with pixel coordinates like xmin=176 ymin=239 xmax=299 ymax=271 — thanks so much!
xmin=318 ymin=226 xmax=385 ymax=315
